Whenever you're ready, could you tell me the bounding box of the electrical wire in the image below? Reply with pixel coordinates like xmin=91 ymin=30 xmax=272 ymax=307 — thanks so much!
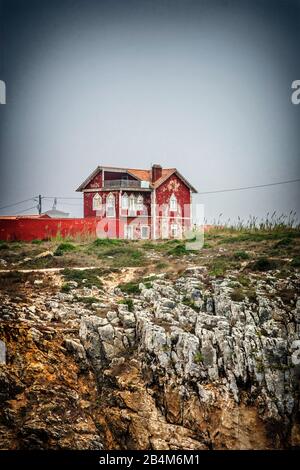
xmin=198 ymin=178 xmax=300 ymax=195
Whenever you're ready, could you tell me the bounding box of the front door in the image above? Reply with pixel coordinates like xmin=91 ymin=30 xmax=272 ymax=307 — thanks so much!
xmin=126 ymin=224 xmax=134 ymax=240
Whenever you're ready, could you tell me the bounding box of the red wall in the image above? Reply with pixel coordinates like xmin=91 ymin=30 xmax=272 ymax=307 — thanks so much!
xmin=155 ymin=173 xmax=191 ymax=237
xmin=85 ymin=171 xmax=102 ymax=189
xmin=0 ymin=218 xmax=102 ymax=242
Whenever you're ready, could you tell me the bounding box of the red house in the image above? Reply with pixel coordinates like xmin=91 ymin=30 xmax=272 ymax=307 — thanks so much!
xmin=76 ymin=164 xmax=197 ymax=240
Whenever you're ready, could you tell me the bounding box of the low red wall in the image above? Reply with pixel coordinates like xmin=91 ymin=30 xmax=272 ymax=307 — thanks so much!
xmin=0 ymin=217 xmax=102 ymax=242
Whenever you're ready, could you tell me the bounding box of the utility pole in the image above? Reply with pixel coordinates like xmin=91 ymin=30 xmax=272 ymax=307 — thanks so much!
xmin=38 ymin=195 xmax=42 ymax=215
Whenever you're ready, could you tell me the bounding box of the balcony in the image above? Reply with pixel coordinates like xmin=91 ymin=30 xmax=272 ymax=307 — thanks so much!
xmin=103 ymin=179 xmax=150 ymax=190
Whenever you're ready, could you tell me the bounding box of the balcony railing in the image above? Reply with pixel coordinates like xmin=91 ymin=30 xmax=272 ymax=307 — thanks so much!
xmin=103 ymin=179 xmax=149 ymax=189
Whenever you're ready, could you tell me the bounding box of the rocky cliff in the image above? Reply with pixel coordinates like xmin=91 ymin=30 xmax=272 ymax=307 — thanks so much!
xmin=0 ymin=265 xmax=299 ymax=449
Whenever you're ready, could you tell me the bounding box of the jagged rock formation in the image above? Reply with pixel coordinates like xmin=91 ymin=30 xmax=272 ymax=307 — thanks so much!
xmin=0 ymin=267 xmax=299 ymax=449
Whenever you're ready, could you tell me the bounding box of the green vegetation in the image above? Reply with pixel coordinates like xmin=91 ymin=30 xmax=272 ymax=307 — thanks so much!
xmin=194 ymin=351 xmax=204 ymax=364
xmin=118 ymin=298 xmax=134 ymax=312
xmin=31 ymin=239 xmax=44 ymax=245
xmin=54 ymin=242 xmax=76 ymax=256
xmin=61 ymin=283 xmax=71 ymax=293
xmin=251 ymin=257 xmax=279 ymax=272
xmin=291 ymin=256 xmax=300 ymax=268
xmin=62 ymin=268 xmax=104 ymax=289
xmin=118 ymin=281 xmax=141 ymax=295
xmin=93 ymin=238 xmax=127 ymax=247
xmin=182 ymin=296 xmax=200 ymax=312
xmin=75 ymin=296 xmax=99 ymax=305
xmin=208 ymin=257 xmax=232 ymax=277
xmin=0 ymin=242 xmax=9 ymax=250
xmin=233 ymin=250 xmax=250 ymax=260
xmin=230 ymin=288 xmax=245 ymax=302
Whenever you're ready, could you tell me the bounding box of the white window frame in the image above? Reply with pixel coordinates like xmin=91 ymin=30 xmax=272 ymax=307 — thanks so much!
xmin=92 ymin=193 xmax=102 ymax=211
xmin=170 ymin=194 xmax=177 ymax=211
xmin=129 ymin=194 xmax=136 ymax=215
xmin=141 ymin=225 xmax=149 ymax=239
xmin=121 ymin=193 xmax=128 ymax=210
xmin=137 ymin=194 xmax=144 ymax=211
xmin=171 ymin=223 xmax=178 ymax=238
xmin=106 ymin=193 xmax=115 ymax=218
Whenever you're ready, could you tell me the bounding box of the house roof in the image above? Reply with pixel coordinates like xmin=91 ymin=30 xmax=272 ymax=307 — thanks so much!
xmin=76 ymin=165 xmax=197 ymax=193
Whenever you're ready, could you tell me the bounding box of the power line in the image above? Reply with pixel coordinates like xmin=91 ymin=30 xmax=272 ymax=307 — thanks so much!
xmin=0 ymin=197 xmax=36 ymax=211
xmin=12 ymin=205 xmax=37 ymax=215
xmin=198 ymin=178 xmax=300 ymax=195
xmin=42 ymin=196 xmax=81 ymax=200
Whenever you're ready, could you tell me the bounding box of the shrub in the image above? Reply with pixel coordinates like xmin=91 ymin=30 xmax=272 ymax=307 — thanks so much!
xmin=61 ymin=283 xmax=71 ymax=293
xmin=118 ymin=298 xmax=134 ymax=312
xmin=251 ymin=257 xmax=279 ymax=272
xmin=62 ymin=268 xmax=104 ymax=289
xmin=93 ymin=238 xmax=126 ymax=247
xmin=54 ymin=242 xmax=76 ymax=256
xmin=230 ymin=288 xmax=245 ymax=302
xmin=182 ymin=296 xmax=200 ymax=312
xmin=118 ymin=281 xmax=141 ymax=295
xmin=291 ymin=256 xmax=300 ymax=268
xmin=233 ymin=250 xmax=250 ymax=260
xmin=0 ymin=242 xmax=9 ymax=250
xmin=31 ymin=239 xmax=43 ymax=245
xmin=194 ymin=351 xmax=203 ymax=364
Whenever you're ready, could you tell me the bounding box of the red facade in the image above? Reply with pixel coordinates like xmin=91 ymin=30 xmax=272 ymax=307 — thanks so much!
xmin=77 ymin=165 xmax=197 ymax=240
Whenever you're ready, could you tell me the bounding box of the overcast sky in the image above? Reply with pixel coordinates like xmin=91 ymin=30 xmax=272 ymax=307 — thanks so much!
xmin=0 ymin=0 xmax=299 ymax=223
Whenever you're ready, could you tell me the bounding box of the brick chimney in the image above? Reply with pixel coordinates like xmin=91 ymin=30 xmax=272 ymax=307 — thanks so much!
xmin=151 ymin=164 xmax=162 ymax=183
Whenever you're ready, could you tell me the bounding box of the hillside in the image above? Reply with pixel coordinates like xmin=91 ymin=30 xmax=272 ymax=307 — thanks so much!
xmin=0 ymin=228 xmax=299 ymax=449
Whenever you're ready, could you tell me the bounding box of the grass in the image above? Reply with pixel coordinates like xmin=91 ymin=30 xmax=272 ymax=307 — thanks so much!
xmin=291 ymin=256 xmax=300 ymax=268
xmin=251 ymin=257 xmax=279 ymax=272
xmin=118 ymin=298 xmax=134 ymax=312
xmin=54 ymin=242 xmax=76 ymax=256
xmin=118 ymin=281 xmax=141 ymax=295
xmin=93 ymin=238 xmax=127 ymax=247
xmin=0 ymin=242 xmax=9 ymax=250
xmin=61 ymin=283 xmax=72 ymax=293
xmin=230 ymin=288 xmax=245 ymax=302
xmin=194 ymin=351 xmax=203 ymax=364
xmin=233 ymin=250 xmax=250 ymax=260
xmin=62 ymin=268 xmax=104 ymax=289
xmin=31 ymin=239 xmax=44 ymax=245
xmin=182 ymin=296 xmax=200 ymax=312
xmin=75 ymin=295 xmax=100 ymax=305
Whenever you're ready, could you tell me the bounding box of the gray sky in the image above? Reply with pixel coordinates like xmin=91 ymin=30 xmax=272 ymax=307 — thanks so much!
xmin=0 ymin=0 xmax=299 ymax=223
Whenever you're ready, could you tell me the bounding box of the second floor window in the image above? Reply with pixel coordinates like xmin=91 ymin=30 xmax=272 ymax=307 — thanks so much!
xmin=129 ymin=194 xmax=136 ymax=213
xmin=170 ymin=194 xmax=177 ymax=211
xmin=121 ymin=193 xmax=128 ymax=210
xmin=106 ymin=193 xmax=115 ymax=217
xmin=93 ymin=193 xmax=102 ymax=211
xmin=137 ymin=195 xmax=144 ymax=211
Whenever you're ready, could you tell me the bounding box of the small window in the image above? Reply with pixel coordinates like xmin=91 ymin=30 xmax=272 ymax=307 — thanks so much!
xmin=93 ymin=193 xmax=102 ymax=211
xmin=106 ymin=193 xmax=115 ymax=217
xmin=137 ymin=195 xmax=144 ymax=211
xmin=129 ymin=194 xmax=136 ymax=214
xmin=170 ymin=194 xmax=177 ymax=211
xmin=121 ymin=193 xmax=128 ymax=210
xmin=171 ymin=223 xmax=178 ymax=238
xmin=141 ymin=226 xmax=149 ymax=239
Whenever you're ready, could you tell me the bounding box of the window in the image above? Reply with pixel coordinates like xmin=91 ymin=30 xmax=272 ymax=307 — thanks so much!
xmin=137 ymin=195 xmax=144 ymax=211
xmin=106 ymin=193 xmax=115 ymax=217
xmin=121 ymin=193 xmax=128 ymax=210
xmin=141 ymin=225 xmax=149 ymax=239
xmin=93 ymin=193 xmax=102 ymax=211
xmin=170 ymin=194 xmax=177 ymax=211
xmin=171 ymin=223 xmax=178 ymax=238
xmin=129 ymin=194 xmax=136 ymax=214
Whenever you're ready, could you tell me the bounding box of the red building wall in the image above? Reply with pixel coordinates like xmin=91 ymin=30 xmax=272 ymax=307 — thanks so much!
xmin=0 ymin=218 xmax=101 ymax=242
xmin=155 ymin=173 xmax=191 ymax=238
